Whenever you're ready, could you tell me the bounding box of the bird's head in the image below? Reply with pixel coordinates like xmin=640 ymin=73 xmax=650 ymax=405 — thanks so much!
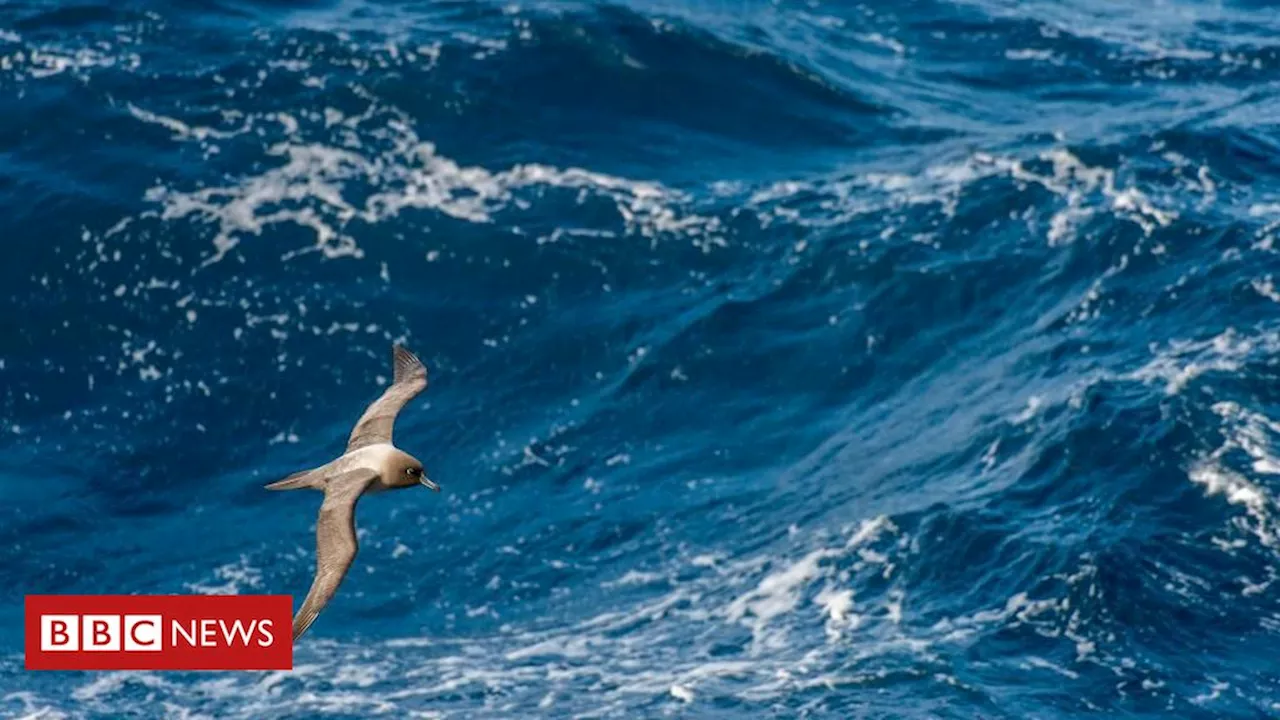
xmin=389 ymin=451 xmax=439 ymax=492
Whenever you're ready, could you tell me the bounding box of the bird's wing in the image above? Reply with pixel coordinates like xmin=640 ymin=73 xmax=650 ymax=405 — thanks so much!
xmin=347 ymin=345 xmax=428 ymax=452
xmin=292 ymin=468 xmax=378 ymax=641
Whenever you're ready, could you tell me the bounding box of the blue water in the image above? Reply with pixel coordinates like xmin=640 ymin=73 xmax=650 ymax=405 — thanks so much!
xmin=3 ymin=0 xmax=1280 ymax=716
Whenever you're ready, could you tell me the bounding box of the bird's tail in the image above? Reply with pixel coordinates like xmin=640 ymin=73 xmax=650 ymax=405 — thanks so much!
xmin=264 ymin=467 xmax=325 ymax=491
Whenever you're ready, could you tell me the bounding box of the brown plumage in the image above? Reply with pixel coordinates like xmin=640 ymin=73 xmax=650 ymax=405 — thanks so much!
xmin=265 ymin=344 xmax=440 ymax=642
xmin=347 ymin=344 xmax=429 ymax=452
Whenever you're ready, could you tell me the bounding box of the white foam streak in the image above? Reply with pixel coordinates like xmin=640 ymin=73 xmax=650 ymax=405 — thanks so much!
xmin=1189 ymin=402 xmax=1280 ymax=553
xmin=128 ymin=105 xmax=245 ymax=142
xmin=1128 ymin=328 xmax=1279 ymax=396
xmin=184 ymin=556 xmax=264 ymax=595
xmin=742 ymin=147 xmax=1176 ymax=249
xmin=137 ymin=100 xmax=721 ymax=264
xmin=1009 ymin=148 xmax=1175 ymax=244
xmin=0 ymin=43 xmax=138 ymax=80
xmin=3 ymin=692 xmax=69 ymax=720
xmin=726 ymin=516 xmax=896 ymax=651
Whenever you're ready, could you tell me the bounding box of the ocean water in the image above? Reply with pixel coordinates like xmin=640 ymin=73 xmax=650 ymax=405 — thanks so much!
xmin=3 ymin=0 xmax=1280 ymax=717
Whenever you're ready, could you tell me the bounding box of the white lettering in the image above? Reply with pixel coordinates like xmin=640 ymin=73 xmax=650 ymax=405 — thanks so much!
xmin=257 ymin=619 xmax=274 ymax=647
xmin=40 ymin=615 xmax=79 ymax=652
xmin=171 ymin=619 xmax=197 ymax=647
xmin=200 ymin=619 xmax=218 ymax=646
xmin=167 ymin=617 xmax=280 ymax=649
xmin=82 ymin=615 xmax=120 ymax=651
xmin=123 ymin=615 xmax=162 ymax=651
xmin=220 ymin=619 xmax=254 ymax=646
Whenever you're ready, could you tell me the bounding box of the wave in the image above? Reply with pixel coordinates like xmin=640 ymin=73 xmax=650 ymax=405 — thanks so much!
xmin=6 ymin=0 xmax=1280 ymax=717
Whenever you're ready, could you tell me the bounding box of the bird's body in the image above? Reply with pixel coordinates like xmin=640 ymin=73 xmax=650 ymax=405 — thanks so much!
xmin=288 ymin=443 xmax=419 ymax=493
xmin=266 ymin=344 xmax=439 ymax=642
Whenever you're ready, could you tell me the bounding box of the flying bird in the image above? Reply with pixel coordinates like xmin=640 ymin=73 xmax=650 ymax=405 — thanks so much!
xmin=266 ymin=344 xmax=440 ymax=641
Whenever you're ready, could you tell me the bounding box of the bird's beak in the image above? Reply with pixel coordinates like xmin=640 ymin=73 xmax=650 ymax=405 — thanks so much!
xmin=419 ymin=476 xmax=440 ymax=492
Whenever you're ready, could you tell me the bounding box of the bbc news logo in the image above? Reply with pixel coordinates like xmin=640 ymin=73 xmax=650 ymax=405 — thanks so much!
xmin=25 ymin=595 xmax=292 ymax=671
xmin=40 ymin=614 xmax=275 ymax=652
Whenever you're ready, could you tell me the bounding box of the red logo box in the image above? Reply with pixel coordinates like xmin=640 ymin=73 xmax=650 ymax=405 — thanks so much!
xmin=25 ymin=595 xmax=293 ymax=671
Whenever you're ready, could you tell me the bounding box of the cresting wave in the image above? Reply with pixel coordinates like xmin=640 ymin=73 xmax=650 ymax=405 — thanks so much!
xmin=5 ymin=0 xmax=1280 ymax=718
xmin=133 ymin=100 xmax=723 ymax=266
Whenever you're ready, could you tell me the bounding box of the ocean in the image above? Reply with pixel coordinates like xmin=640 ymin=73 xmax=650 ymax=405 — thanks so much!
xmin=2 ymin=0 xmax=1280 ymax=717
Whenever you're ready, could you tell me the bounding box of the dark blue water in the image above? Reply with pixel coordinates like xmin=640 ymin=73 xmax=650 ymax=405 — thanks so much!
xmin=3 ymin=0 xmax=1280 ymax=716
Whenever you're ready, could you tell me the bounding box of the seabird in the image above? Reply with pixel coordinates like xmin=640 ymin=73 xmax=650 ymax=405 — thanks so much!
xmin=265 ymin=344 xmax=440 ymax=641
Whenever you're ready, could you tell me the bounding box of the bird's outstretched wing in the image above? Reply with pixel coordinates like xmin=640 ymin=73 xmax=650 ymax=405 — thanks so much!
xmin=292 ymin=468 xmax=378 ymax=641
xmin=347 ymin=344 xmax=428 ymax=452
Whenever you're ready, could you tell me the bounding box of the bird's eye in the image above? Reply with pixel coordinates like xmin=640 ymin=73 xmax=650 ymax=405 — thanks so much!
xmin=406 ymin=467 xmax=418 ymax=476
